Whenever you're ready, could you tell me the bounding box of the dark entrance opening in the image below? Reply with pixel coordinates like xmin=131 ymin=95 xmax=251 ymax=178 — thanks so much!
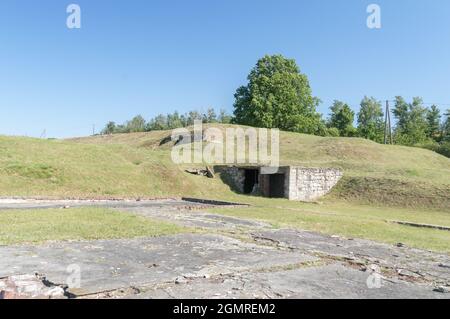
xmin=268 ymin=174 xmax=285 ymax=198
xmin=244 ymin=169 xmax=259 ymax=194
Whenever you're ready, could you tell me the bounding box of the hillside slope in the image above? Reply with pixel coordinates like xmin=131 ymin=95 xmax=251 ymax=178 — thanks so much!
xmin=0 ymin=135 xmax=231 ymax=199
xmin=1 ymin=124 xmax=449 ymax=210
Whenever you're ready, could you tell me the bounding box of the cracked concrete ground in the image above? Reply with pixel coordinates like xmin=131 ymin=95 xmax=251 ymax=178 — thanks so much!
xmin=0 ymin=199 xmax=449 ymax=299
xmin=134 ymin=264 xmax=447 ymax=299
xmin=0 ymin=234 xmax=316 ymax=297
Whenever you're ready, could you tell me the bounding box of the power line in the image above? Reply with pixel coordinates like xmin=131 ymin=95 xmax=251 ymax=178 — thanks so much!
xmin=421 ymin=102 xmax=450 ymax=106
xmin=328 ymin=99 xmax=450 ymax=111
xmin=386 ymin=99 xmax=450 ymax=107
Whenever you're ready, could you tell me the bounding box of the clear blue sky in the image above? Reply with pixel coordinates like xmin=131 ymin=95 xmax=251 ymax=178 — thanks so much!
xmin=1 ymin=0 xmax=450 ymax=138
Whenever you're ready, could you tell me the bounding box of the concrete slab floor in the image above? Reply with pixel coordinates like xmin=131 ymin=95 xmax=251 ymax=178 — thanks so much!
xmin=132 ymin=264 xmax=447 ymax=299
xmin=0 ymin=199 xmax=449 ymax=299
xmin=0 ymin=234 xmax=316 ymax=297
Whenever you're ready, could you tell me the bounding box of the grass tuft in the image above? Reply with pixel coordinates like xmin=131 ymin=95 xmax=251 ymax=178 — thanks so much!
xmin=0 ymin=207 xmax=186 ymax=245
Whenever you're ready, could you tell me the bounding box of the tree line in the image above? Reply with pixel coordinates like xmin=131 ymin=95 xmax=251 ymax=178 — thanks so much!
xmin=101 ymin=54 xmax=450 ymax=157
xmin=101 ymin=109 xmax=232 ymax=135
xmin=325 ymin=97 xmax=450 ymax=145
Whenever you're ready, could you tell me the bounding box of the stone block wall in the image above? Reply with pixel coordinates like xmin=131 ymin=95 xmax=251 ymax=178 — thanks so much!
xmin=222 ymin=166 xmax=246 ymax=193
xmin=219 ymin=166 xmax=343 ymax=201
xmin=286 ymin=167 xmax=343 ymax=201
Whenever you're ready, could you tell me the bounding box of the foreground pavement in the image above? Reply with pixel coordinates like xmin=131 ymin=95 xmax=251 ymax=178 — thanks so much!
xmin=0 ymin=199 xmax=449 ymax=299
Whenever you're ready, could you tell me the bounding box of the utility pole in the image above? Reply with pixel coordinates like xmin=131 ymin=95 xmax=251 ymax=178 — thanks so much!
xmin=384 ymin=100 xmax=393 ymax=145
xmin=92 ymin=124 xmax=95 ymax=136
xmin=388 ymin=101 xmax=393 ymax=145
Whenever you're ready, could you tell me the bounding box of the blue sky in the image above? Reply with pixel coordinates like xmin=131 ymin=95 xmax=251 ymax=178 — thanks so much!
xmin=1 ymin=0 xmax=450 ymax=138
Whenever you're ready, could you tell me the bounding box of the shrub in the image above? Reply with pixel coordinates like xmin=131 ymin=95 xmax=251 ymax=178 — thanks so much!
xmin=326 ymin=127 xmax=340 ymax=137
xmin=436 ymin=142 xmax=450 ymax=158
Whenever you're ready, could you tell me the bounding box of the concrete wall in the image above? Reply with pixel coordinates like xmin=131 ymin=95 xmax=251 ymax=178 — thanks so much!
xmin=286 ymin=167 xmax=343 ymax=201
xmin=221 ymin=166 xmax=343 ymax=201
xmin=223 ymin=166 xmax=246 ymax=193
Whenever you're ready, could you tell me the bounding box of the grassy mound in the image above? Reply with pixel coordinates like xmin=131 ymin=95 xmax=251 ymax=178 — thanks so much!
xmin=0 ymin=135 xmax=232 ymax=199
xmin=1 ymin=124 xmax=449 ymax=210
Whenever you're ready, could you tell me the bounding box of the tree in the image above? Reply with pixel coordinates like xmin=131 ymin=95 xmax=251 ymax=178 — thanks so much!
xmin=167 ymin=112 xmax=183 ymax=129
xmin=328 ymin=100 xmax=356 ymax=137
xmin=218 ymin=109 xmax=232 ymax=124
xmin=114 ymin=124 xmax=126 ymax=133
xmin=179 ymin=113 xmax=188 ymax=127
xmin=426 ymin=105 xmax=441 ymax=141
xmin=443 ymin=109 xmax=450 ymax=142
xmin=147 ymin=114 xmax=168 ymax=131
xmin=126 ymin=115 xmax=146 ymax=132
xmin=326 ymin=127 xmax=340 ymax=137
xmin=357 ymin=96 xmax=384 ymax=143
xmin=392 ymin=96 xmax=409 ymax=133
xmin=186 ymin=111 xmax=202 ymax=126
xmin=203 ymin=108 xmax=217 ymax=123
xmin=102 ymin=121 xmax=117 ymax=135
xmin=393 ymin=97 xmax=428 ymax=145
xmin=233 ymin=54 xmax=322 ymax=134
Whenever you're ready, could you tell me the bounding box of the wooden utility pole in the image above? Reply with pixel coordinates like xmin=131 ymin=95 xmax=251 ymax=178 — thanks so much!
xmin=388 ymin=102 xmax=393 ymax=145
xmin=384 ymin=100 xmax=393 ymax=144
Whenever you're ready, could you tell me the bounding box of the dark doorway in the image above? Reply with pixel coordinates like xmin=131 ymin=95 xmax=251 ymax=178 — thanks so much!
xmin=268 ymin=174 xmax=285 ymax=198
xmin=244 ymin=169 xmax=259 ymax=194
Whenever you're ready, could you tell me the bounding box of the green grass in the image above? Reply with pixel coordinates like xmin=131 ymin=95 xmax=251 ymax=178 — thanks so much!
xmin=0 ymin=207 xmax=185 ymax=245
xmin=208 ymin=197 xmax=450 ymax=253
xmin=0 ymin=124 xmax=449 ymax=208
xmin=0 ymin=135 xmax=233 ymax=199
xmin=0 ymin=134 xmax=252 ymax=201
xmin=68 ymin=124 xmax=450 ymax=209
xmin=0 ymin=127 xmax=449 ymax=251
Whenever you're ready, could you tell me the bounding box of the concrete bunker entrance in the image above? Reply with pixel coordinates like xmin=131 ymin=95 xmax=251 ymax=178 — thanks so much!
xmin=242 ymin=168 xmax=286 ymax=198
xmin=266 ymin=173 xmax=285 ymax=198
xmin=244 ymin=169 xmax=259 ymax=194
xmin=224 ymin=166 xmax=343 ymax=202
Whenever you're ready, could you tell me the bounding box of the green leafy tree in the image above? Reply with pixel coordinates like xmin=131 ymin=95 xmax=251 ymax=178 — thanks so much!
xmin=186 ymin=111 xmax=202 ymax=126
xmin=218 ymin=109 xmax=232 ymax=124
xmin=393 ymin=96 xmax=409 ymax=132
xmin=357 ymin=96 xmax=384 ymax=143
xmin=203 ymin=108 xmax=217 ymax=123
xmin=426 ymin=105 xmax=441 ymax=141
xmin=438 ymin=110 xmax=450 ymax=158
xmin=406 ymin=98 xmax=429 ymax=144
xmin=114 ymin=124 xmax=126 ymax=133
xmin=179 ymin=113 xmax=188 ymax=127
xmin=326 ymin=127 xmax=340 ymax=137
xmin=146 ymin=114 xmax=168 ymax=131
xmin=126 ymin=115 xmax=146 ymax=132
xmin=167 ymin=112 xmax=183 ymax=129
xmin=328 ymin=100 xmax=356 ymax=137
xmin=393 ymin=97 xmax=428 ymax=145
xmin=233 ymin=54 xmax=322 ymax=134
xmin=102 ymin=121 xmax=117 ymax=135
xmin=443 ymin=109 xmax=450 ymax=142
